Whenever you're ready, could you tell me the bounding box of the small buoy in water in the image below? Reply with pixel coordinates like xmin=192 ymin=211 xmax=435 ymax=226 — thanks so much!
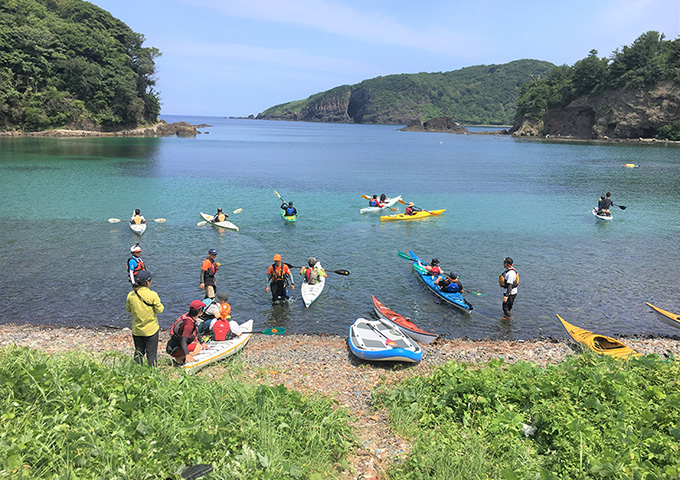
xmin=623 ymin=163 xmax=637 ymax=168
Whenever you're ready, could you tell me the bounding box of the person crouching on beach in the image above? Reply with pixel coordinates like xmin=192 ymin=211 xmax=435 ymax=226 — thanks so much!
xmin=166 ymin=300 xmax=208 ymax=365
xmin=125 ymin=270 xmax=164 ymax=366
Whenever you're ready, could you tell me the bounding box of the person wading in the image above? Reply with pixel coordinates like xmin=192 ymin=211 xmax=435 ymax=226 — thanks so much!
xmin=200 ymin=248 xmax=219 ymax=299
xmin=500 ymin=257 xmax=519 ymax=320
xmin=266 ymin=254 xmax=295 ymax=302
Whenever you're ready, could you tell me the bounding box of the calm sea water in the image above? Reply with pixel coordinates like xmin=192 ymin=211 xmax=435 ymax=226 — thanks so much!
xmin=1 ymin=116 xmax=679 ymax=340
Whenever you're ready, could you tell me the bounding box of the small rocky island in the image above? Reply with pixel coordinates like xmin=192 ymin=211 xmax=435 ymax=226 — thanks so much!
xmin=399 ymin=116 xmax=508 ymax=135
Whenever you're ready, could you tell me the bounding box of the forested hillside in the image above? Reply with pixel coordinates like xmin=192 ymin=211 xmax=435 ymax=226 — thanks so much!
xmin=258 ymin=60 xmax=555 ymax=125
xmin=0 ymin=0 xmax=161 ymax=131
xmin=512 ymin=31 xmax=680 ymax=139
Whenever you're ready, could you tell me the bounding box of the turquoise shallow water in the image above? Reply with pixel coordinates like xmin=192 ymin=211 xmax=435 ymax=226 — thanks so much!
xmin=1 ymin=116 xmax=679 ymax=340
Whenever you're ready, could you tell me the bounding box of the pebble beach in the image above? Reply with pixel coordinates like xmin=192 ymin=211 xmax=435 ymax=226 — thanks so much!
xmin=2 ymin=323 xmax=680 ymax=479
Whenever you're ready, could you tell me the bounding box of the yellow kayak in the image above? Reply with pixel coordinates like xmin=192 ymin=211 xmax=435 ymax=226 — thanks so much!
xmin=380 ymin=209 xmax=445 ymax=222
xmin=556 ymin=314 xmax=640 ymax=359
xmin=646 ymin=302 xmax=680 ymax=329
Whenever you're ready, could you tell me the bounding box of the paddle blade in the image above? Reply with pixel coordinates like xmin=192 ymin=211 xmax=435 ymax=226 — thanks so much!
xmin=274 ymin=190 xmax=281 ymax=199
xmin=232 ymin=208 xmax=242 ymax=214
xmin=108 ymin=218 xmax=121 ymax=223
xmin=618 ymin=205 xmax=627 ymax=210
xmin=333 ymin=269 xmax=350 ymax=276
xmin=398 ymin=199 xmax=407 ymax=205
xmin=397 ymin=251 xmax=414 ymax=261
xmin=196 ymin=221 xmax=207 ymax=226
xmin=468 ymin=291 xmax=487 ymax=296
xmin=258 ymin=327 xmax=285 ymax=335
xmin=413 ymin=263 xmax=428 ymax=274
xmin=385 ymin=338 xmax=397 ymax=346
xmin=361 ymin=194 xmax=371 ymax=200
xmin=154 ymin=218 xmax=166 ymax=223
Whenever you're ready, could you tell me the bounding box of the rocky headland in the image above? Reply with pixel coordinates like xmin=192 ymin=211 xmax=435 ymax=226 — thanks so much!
xmin=0 ymin=120 xmax=202 ymax=138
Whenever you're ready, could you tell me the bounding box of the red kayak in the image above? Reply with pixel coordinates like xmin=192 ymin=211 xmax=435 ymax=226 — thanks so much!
xmin=372 ymin=295 xmax=438 ymax=344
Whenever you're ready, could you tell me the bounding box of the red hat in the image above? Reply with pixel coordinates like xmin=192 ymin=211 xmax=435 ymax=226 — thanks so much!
xmin=189 ymin=300 xmax=206 ymax=311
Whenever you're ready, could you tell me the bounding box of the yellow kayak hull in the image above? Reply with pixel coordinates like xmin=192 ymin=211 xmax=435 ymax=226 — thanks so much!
xmin=646 ymin=302 xmax=680 ymax=329
xmin=380 ymin=209 xmax=445 ymax=222
xmin=556 ymin=314 xmax=640 ymax=359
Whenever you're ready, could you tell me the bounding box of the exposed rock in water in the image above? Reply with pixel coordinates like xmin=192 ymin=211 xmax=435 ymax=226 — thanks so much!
xmin=399 ymin=117 xmax=469 ymax=134
xmin=510 ymin=80 xmax=680 ymax=139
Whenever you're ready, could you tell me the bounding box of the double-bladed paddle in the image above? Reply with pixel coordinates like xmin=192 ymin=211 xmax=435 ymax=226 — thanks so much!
xmin=367 ymin=322 xmax=398 ymax=347
xmin=396 ymin=199 xmax=441 ymax=216
xmin=196 ymin=208 xmax=242 ymax=226
xmin=284 ymin=263 xmax=350 ymax=276
xmin=243 ymin=326 xmax=285 ymax=335
xmin=108 ymin=217 xmax=166 ymax=223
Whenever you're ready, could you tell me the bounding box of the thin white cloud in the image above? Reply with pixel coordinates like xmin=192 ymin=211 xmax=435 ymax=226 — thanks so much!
xmin=184 ymin=0 xmax=474 ymax=54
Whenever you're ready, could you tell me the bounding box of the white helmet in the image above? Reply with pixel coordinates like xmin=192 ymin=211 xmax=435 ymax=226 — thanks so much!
xmin=130 ymin=243 xmax=142 ymax=253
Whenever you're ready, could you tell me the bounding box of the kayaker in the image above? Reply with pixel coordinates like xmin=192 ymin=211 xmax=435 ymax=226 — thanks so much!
xmin=419 ymin=258 xmax=442 ymax=277
xmin=166 ymin=300 xmax=208 ymax=365
xmin=200 ymin=248 xmax=219 ymax=299
xmin=599 ymin=192 xmax=614 ymax=215
xmin=266 ymin=254 xmax=295 ymax=302
xmin=125 ymin=270 xmax=164 ymax=366
xmin=368 ymin=195 xmax=383 ymax=207
xmin=596 ymin=195 xmax=606 ymax=214
xmin=300 ymin=257 xmax=327 ymax=285
xmin=127 ymin=243 xmax=146 ymax=288
xmin=500 ymin=257 xmax=519 ymax=320
xmin=198 ymin=292 xmax=243 ymax=340
xmin=379 ymin=193 xmax=387 ymax=204
xmin=435 ymin=271 xmax=464 ymax=293
xmin=212 ymin=208 xmax=229 ymax=223
xmin=405 ymin=202 xmax=422 ymax=215
xmin=281 ymin=201 xmax=297 ymax=216
xmin=130 ymin=209 xmax=146 ymax=225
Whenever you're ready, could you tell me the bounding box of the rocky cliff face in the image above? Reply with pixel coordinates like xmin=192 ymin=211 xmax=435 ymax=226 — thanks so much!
xmin=511 ymin=81 xmax=680 ymax=139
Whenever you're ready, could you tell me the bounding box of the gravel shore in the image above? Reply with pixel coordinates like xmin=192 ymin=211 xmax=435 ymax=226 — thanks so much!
xmin=3 ymin=323 xmax=679 ymax=479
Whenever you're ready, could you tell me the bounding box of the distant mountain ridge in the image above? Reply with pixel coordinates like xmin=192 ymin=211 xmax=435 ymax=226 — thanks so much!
xmin=257 ymin=59 xmax=556 ymax=125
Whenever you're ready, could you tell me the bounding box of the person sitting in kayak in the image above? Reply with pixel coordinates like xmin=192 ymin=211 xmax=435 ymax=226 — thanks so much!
xmin=300 ymin=257 xmax=327 ymax=285
xmin=130 ymin=209 xmax=145 ymax=224
xmin=166 ymin=300 xmax=208 ymax=365
xmin=266 ymin=254 xmax=294 ymax=301
xmin=596 ymin=195 xmax=607 ymax=215
xmin=435 ymin=271 xmax=464 ymax=293
xmin=212 ymin=208 xmax=229 ymax=223
xmin=419 ymin=258 xmax=442 ymax=278
xmin=368 ymin=195 xmax=384 ymax=207
xmin=198 ymin=292 xmax=243 ymax=340
xmin=379 ymin=193 xmax=387 ymax=204
xmin=281 ymin=201 xmax=297 ymax=216
xmin=405 ymin=202 xmax=422 ymax=215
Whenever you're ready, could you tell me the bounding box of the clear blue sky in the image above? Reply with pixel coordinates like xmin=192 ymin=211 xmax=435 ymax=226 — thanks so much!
xmin=90 ymin=0 xmax=679 ymax=117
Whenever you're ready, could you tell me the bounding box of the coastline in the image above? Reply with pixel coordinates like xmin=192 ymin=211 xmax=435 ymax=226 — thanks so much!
xmin=0 ymin=121 xmax=202 ymax=138
xmin=3 ymin=323 xmax=679 ymax=479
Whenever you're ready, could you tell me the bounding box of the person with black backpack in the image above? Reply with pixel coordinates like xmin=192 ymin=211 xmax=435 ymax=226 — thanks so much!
xmin=125 ymin=270 xmax=164 ymax=366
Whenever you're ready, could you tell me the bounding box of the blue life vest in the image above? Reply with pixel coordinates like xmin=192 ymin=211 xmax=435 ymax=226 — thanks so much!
xmin=369 ymin=199 xmax=378 ymax=207
xmin=441 ymin=280 xmax=460 ymax=293
xmin=285 ymin=207 xmax=295 ymax=216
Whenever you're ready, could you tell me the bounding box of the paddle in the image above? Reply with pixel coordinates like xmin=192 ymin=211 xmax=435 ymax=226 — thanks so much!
xmin=243 ymin=326 xmax=285 ymax=335
xmin=197 ymin=208 xmax=242 ymax=226
xmin=284 ymin=263 xmax=350 ymax=276
xmin=367 ymin=322 xmax=398 ymax=347
xmin=613 ymin=203 xmax=627 ymax=210
xmin=274 ymin=190 xmax=284 ymax=203
xmin=108 ymin=217 xmax=165 ymax=223
xmin=397 ymin=199 xmax=440 ymax=216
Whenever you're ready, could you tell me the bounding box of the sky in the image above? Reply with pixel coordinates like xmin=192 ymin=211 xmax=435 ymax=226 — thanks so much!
xmin=89 ymin=0 xmax=680 ymax=117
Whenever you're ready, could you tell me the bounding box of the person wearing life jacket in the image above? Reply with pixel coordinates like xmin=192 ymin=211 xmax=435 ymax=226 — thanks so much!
xmin=379 ymin=193 xmax=387 ymax=204
xmin=405 ymin=202 xmax=422 ymax=215
xmin=281 ymin=201 xmax=297 ymax=217
xmin=300 ymin=257 xmax=327 ymax=286
xmin=198 ymin=292 xmax=243 ymax=340
xmin=127 ymin=243 xmax=146 ymax=288
xmin=419 ymin=258 xmax=443 ymax=278
xmin=500 ymin=257 xmax=519 ymax=320
xmin=266 ymin=254 xmax=294 ymax=302
xmin=435 ymin=271 xmax=464 ymax=293
xmin=130 ymin=209 xmax=146 ymax=225
xmin=368 ymin=195 xmax=381 ymax=207
xmin=166 ymin=300 xmax=208 ymax=365
xmin=125 ymin=270 xmax=164 ymax=366
xmin=200 ymin=248 xmax=219 ymax=299
xmin=212 ymin=207 xmax=229 ymax=223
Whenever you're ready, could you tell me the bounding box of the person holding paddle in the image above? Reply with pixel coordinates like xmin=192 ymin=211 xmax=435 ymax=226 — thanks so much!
xmin=405 ymin=202 xmax=422 ymax=215
xmin=598 ymin=192 xmax=613 ymax=215
xmin=266 ymin=254 xmax=295 ymax=302
xmin=125 ymin=270 xmax=164 ymax=366
xmin=300 ymin=257 xmax=327 ymax=285
xmin=281 ymin=201 xmax=297 ymax=216
xmin=211 ymin=207 xmax=229 ymax=223
xmin=435 ymin=271 xmax=464 ymax=293
xmin=130 ymin=209 xmax=145 ymax=225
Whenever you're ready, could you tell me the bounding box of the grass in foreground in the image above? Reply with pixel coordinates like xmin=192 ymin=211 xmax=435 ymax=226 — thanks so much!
xmin=375 ymin=353 xmax=680 ymax=479
xmin=0 ymin=347 xmax=354 ymax=479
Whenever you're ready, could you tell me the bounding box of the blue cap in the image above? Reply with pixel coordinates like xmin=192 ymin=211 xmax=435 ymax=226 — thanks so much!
xmin=449 ymin=271 xmax=458 ymax=278
xmin=208 ymin=248 xmax=217 ymax=255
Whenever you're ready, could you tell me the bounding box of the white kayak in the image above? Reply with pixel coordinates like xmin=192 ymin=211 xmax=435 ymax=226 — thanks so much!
xmin=300 ymin=262 xmax=326 ymax=307
xmin=360 ymin=195 xmax=402 ymax=214
xmin=180 ymin=320 xmax=253 ymax=373
xmin=348 ymin=317 xmax=422 ymax=363
xmin=130 ymin=223 xmax=147 ymax=235
xmin=592 ymin=208 xmax=613 ymax=221
xmin=199 ymin=212 xmax=239 ymax=231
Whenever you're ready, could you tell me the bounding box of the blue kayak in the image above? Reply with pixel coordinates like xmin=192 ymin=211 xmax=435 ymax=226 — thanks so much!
xmin=348 ymin=317 xmax=422 ymax=363
xmin=409 ymin=250 xmax=473 ymax=314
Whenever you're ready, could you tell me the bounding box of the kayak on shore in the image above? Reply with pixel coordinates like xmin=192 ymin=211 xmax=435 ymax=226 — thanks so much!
xmin=381 ymin=209 xmax=445 ymax=222
xmin=348 ymin=317 xmax=422 ymax=363
xmin=360 ymin=195 xmax=402 ymax=214
xmin=409 ymin=250 xmax=472 ymax=314
xmin=646 ymin=302 xmax=680 ymax=329
xmin=199 ymin=212 xmax=239 ymax=231
xmin=180 ymin=320 xmax=253 ymax=373
xmin=556 ymin=314 xmax=640 ymax=359
xmin=372 ymin=295 xmax=438 ymax=344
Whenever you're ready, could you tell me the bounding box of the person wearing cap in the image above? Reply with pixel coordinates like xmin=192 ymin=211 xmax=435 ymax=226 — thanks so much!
xmin=404 ymin=202 xmax=422 ymax=216
xmin=127 ymin=243 xmax=146 ymax=288
xmin=435 ymin=271 xmax=464 ymax=293
xmin=130 ymin=209 xmax=146 ymax=225
xmin=166 ymin=300 xmax=208 ymax=365
xmin=300 ymin=257 xmax=326 ymax=285
xmin=125 ymin=270 xmax=164 ymax=366
xmin=281 ymin=201 xmax=297 ymax=217
xmin=419 ymin=258 xmax=443 ymax=278
xmin=212 ymin=208 xmax=229 ymax=223
xmin=200 ymin=249 xmax=219 ymax=299
xmin=266 ymin=254 xmax=294 ymax=302
xmin=500 ymin=257 xmax=518 ymax=319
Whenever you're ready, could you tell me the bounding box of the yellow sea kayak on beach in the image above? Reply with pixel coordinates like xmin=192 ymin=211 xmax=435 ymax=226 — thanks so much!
xmin=380 ymin=209 xmax=445 ymax=222
xmin=646 ymin=302 xmax=680 ymax=329
xmin=556 ymin=314 xmax=640 ymax=359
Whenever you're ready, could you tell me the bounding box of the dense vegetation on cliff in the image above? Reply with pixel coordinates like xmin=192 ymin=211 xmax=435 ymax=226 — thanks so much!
xmin=259 ymin=60 xmax=555 ymax=125
xmin=0 ymin=0 xmax=161 ymax=131
xmin=514 ymin=31 xmax=680 ymax=139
